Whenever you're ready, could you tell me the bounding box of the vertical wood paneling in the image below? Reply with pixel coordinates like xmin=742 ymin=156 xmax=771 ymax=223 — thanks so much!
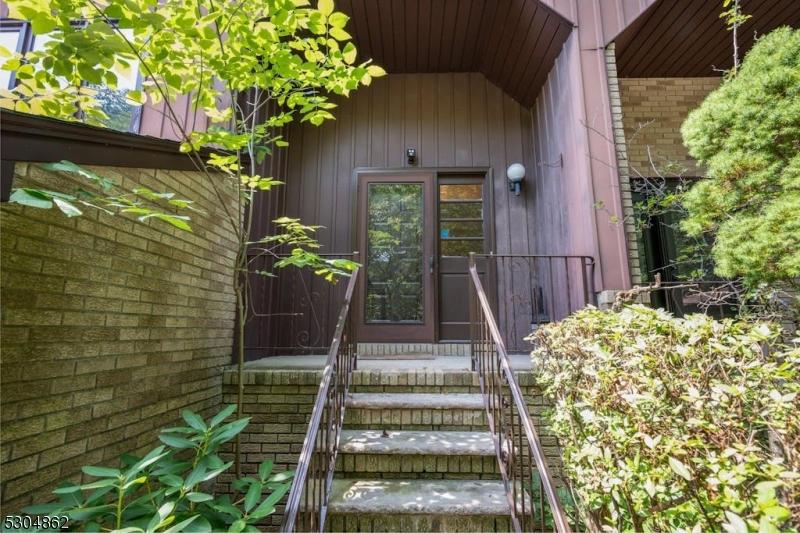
xmin=333 ymin=94 xmax=355 ymax=253
xmin=138 ymin=95 xmax=208 ymax=141
xmin=370 ymin=77 xmax=388 ymax=167
xmin=419 ymin=75 xmax=437 ymax=168
xmin=453 ymin=74 xmax=472 ymax=167
xmin=282 ymin=73 xmax=534 ymax=260
xmin=387 ymin=77 xmax=405 ymax=169
xmin=436 ymin=74 xmax=455 ymax=167
xmin=403 ymin=75 xmax=421 ymax=167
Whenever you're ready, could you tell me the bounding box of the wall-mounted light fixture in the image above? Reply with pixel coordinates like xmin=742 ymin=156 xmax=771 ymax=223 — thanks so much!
xmin=406 ymin=149 xmax=416 ymax=165
xmin=507 ymin=163 xmax=525 ymax=196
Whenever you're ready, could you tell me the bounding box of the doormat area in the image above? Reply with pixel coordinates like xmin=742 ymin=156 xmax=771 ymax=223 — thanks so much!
xmin=358 ymin=352 xmax=435 ymax=360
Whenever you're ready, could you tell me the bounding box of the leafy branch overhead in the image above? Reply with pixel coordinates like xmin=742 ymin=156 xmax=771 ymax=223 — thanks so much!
xmin=9 ymin=160 xmax=201 ymax=232
xmin=0 ymin=0 xmax=385 ymax=165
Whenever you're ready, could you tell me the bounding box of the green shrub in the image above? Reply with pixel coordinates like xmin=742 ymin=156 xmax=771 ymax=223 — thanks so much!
xmin=532 ymin=306 xmax=799 ymax=533
xmin=23 ymin=405 xmax=293 ymax=533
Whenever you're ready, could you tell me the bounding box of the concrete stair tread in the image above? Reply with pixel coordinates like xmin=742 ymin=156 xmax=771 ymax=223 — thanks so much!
xmin=346 ymin=393 xmax=484 ymax=410
xmin=339 ymin=430 xmax=496 ymax=456
xmin=328 ymin=479 xmax=513 ymax=515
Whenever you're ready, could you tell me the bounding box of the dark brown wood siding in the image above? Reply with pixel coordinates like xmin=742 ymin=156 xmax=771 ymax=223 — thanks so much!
xmin=277 ymin=72 xmax=536 ymax=257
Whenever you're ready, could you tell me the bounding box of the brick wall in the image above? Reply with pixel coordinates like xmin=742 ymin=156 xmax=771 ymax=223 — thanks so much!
xmin=0 ymin=162 xmax=238 ymax=514
xmin=606 ymin=45 xmax=643 ymax=287
xmin=619 ymin=77 xmax=721 ymax=176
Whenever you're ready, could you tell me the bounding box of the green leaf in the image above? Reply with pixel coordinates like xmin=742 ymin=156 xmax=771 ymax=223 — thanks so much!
xmin=250 ymin=482 xmax=290 ymax=520
xmin=329 ymin=27 xmax=350 ymax=41
xmin=31 ymin=12 xmax=57 ymax=34
xmin=182 ymin=410 xmax=207 ymax=432
xmin=668 ymin=456 xmax=692 ymax=481
xmin=65 ymin=504 xmax=116 ymax=521
xmin=184 ymin=465 xmax=209 ymax=489
xmin=229 ymin=519 xmax=247 ymax=533
xmin=762 ymin=505 xmax=790 ymax=520
xmin=209 ymin=405 xmax=237 ymax=428
xmin=367 ymin=64 xmax=386 ymax=77
xmin=342 ymin=42 xmax=357 ymax=64
xmin=83 ymin=465 xmax=122 ymax=478
xmin=125 ymin=89 xmax=147 ymax=105
xmin=53 ymin=197 xmax=83 ymax=217
xmin=724 ymin=511 xmax=749 ymax=533
xmin=162 ymin=516 xmax=200 ymax=533
xmin=328 ymin=12 xmax=349 ymax=29
xmin=22 ymin=503 xmax=66 ymax=515
xmin=41 ymin=160 xmax=115 ymax=190
xmin=258 ymin=460 xmax=274 ymax=481
xmin=159 ymin=434 xmax=198 ymax=449
xmin=153 ymin=214 xmax=193 ymax=232
xmin=244 ymin=481 xmax=262 ymax=513
xmin=185 ymin=492 xmax=214 ymax=503
xmin=9 ymin=188 xmax=53 ymax=209
xmin=317 ymin=0 xmax=334 ymax=16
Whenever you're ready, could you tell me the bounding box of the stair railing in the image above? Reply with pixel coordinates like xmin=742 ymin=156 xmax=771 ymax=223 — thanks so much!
xmin=468 ymin=252 xmax=572 ymax=533
xmin=280 ymin=261 xmax=360 ymax=533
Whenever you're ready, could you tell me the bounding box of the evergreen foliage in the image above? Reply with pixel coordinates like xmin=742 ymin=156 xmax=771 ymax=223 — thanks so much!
xmin=680 ymin=26 xmax=800 ymax=286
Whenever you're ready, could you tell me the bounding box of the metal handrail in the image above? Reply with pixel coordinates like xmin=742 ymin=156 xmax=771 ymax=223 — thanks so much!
xmin=279 ymin=259 xmax=360 ymax=533
xmin=475 ymin=253 xmax=596 ymax=354
xmin=468 ymin=252 xmax=572 ymax=533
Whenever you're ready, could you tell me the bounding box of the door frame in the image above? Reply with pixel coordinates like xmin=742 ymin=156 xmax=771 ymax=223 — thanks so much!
xmin=356 ymin=171 xmax=436 ymax=343
xmin=353 ymin=167 xmax=493 ymax=343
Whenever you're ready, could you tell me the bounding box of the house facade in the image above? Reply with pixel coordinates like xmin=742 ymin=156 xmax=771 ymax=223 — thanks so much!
xmin=225 ymin=0 xmax=799 ymax=356
xmin=1 ymin=0 xmax=799 ymax=517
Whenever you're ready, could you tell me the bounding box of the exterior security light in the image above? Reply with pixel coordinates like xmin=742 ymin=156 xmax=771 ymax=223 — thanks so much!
xmin=507 ymin=163 xmax=525 ymax=196
xmin=407 ymin=149 xmax=416 ymax=165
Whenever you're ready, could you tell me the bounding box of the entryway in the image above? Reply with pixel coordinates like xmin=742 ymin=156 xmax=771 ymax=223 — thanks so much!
xmin=356 ymin=170 xmax=492 ymax=344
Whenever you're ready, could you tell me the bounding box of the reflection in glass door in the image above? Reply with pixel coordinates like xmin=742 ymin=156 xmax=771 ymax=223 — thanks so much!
xmin=357 ymin=173 xmax=435 ymax=343
xmin=365 ymin=183 xmax=424 ymax=323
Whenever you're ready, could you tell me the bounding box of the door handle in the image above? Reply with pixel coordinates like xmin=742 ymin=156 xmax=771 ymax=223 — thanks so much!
xmin=429 ymin=255 xmax=434 ymax=274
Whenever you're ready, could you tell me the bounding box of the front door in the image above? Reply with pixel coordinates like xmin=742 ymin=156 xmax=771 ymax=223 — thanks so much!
xmin=357 ymin=171 xmax=490 ymax=343
xmin=357 ymin=173 xmax=436 ymax=342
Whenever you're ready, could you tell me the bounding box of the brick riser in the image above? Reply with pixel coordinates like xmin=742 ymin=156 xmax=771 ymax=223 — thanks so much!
xmin=342 ymin=408 xmax=489 ymax=431
xmin=335 ymin=454 xmax=502 ymax=479
xmin=326 ymin=514 xmax=513 ymax=532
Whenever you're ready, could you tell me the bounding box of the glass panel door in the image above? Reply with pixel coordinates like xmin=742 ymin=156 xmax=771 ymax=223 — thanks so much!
xmin=365 ymin=183 xmax=424 ymax=323
xmin=357 ymin=173 xmax=435 ymax=343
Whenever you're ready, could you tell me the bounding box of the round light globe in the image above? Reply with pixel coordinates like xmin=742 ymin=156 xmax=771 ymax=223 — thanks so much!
xmin=507 ymin=163 xmax=526 ymax=182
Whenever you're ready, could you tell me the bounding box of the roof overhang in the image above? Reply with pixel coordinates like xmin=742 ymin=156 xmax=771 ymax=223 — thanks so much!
xmin=337 ymin=0 xmax=573 ymax=109
xmin=613 ymin=0 xmax=800 ymax=78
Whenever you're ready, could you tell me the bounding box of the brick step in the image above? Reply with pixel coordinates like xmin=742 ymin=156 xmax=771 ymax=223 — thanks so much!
xmin=343 ymin=393 xmax=488 ymax=431
xmin=325 ymin=479 xmax=515 ymax=532
xmin=349 ymin=368 xmax=481 ymax=395
xmin=335 ymin=429 xmax=502 ymax=478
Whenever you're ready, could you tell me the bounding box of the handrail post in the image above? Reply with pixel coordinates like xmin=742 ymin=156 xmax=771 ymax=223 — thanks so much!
xmin=280 ymin=266 xmax=360 ymax=533
xmin=468 ymin=257 xmax=573 ymax=533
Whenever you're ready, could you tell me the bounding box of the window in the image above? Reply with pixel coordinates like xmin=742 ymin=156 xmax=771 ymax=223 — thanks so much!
xmin=634 ymin=178 xmax=738 ymax=319
xmin=0 ymin=19 xmax=141 ymax=132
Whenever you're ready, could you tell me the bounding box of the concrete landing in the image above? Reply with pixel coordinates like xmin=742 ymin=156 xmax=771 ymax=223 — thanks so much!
xmin=346 ymin=393 xmax=485 ymax=410
xmin=327 ymin=479 xmax=512 ymax=515
xmin=339 ymin=430 xmax=495 ymax=456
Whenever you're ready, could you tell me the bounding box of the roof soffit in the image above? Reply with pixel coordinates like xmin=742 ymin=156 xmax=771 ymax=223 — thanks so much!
xmin=337 ymin=0 xmax=575 ymax=109
xmin=614 ymin=0 xmax=800 ymax=78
